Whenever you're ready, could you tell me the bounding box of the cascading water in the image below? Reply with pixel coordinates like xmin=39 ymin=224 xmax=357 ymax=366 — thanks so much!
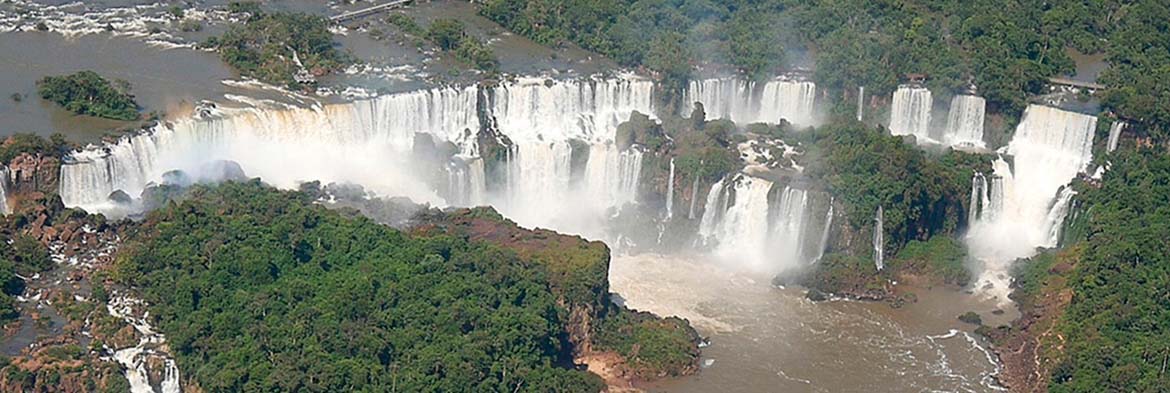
xmin=665 ymin=158 xmax=675 ymax=220
xmin=968 ymin=172 xmax=989 ymax=224
xmin=943 ymin=95 xmax=986 ymax=148
xmin=697 ymin=174 xmax=823 ymax=273
xmin=1107 ymin=120 xmax=1126 ymax=152
xmin=769 ymin=186 xmax=811 ymax=269
xmin=683 ymin=77 xmax=818 ymax=126
xmin=856 ymin=86 xmax=865 ymax=122
xmin=813 ymin=198 xmax=833 ymax=264
xmin=688 ymin=170 xmax=701 ymax=220
xmin=60 ymin=86 xmax=481 ymax=214
xmin=60 ymin=76 xmax=656 ymax=239
xmin=889 ymin=86 xmax=933 ymax=143
xmin=967 ymin=105 xmax=1097 ymax=298
xmin=447 ymin=157 xmax=486 ymax=206
xmin=488 ymin=76 xmax=654 ymax=235
xmin=873 ymin=206 xmax=884 ymax=271
xmin=0 ymin=166 xmax=8 ymax=215
xmin=583 ymin=144 xmax=644 ymax=209
xmin=503 ymin=140 xmax=574 ymax=222
xmin=697 ymin=177 xmax=727 ymax=239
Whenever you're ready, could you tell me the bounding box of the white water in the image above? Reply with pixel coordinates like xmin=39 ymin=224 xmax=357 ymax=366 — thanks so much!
xmin=0 ymin=166 xmax=8 ymax=215
xmin=61 ymin=86 xmax=481 ymax=212
xmin=874 ymin=206 xmax=884 ymax=271
xmin=447 ymin=157 xmax=486 ymax=206
xmin=1107 ymin=120 xmax=1126 ymax=152
xmin=60 ymin=77 xmax=655 ymax=240
xmin=106 ymin=294 xmax=180 ymax=393
xmin=857 ymin=86 xmax=865 ymax=122
xmin=889 ymin=86 xmax=933 ymax=143
xmin=665 ymin=158 xmax=675 ymax=220
xmin=684 ymin=77 xmax=818 ymax=126
xmin=943 ymin=95 xmax=986 ymax=148
xmin=687 ymin=173 xmax=700 ymax=220
xmin=813 ymin=199 xmax=833 ymax=264
xmin=697 ymin=174 xmax=821 ymax=274
xmin=487 ymin=77 xmax=654 ymax=236
xmin=968 ymin=173 xmax=989 ymax=224
xmin=967 ymin=105 xmax=1097 ymax=299
xmin=583 ymin=144 xmax=644 ymax=210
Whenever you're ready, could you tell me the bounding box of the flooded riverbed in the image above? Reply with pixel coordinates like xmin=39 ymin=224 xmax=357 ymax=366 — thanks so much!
xmin=610 ymin=254 xmax=1012 ymax=393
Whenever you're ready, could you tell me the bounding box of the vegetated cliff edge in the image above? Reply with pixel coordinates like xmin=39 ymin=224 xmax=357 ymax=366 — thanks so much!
xmin=108 ymin=180 xmax=698 ymax=392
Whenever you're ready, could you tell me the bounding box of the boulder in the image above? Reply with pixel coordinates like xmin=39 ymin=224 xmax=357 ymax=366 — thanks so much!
xmin=161 ymin=169 xmax=192 ymax=186
xmin=107 ymin=190 xmax=133 ymax=205
xmin=199 ymin=160 xmax=247 ymax=182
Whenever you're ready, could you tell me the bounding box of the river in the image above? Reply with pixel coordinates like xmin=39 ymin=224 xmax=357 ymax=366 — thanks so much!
xmin=610 ymin=254 xmax=1013 ymax=392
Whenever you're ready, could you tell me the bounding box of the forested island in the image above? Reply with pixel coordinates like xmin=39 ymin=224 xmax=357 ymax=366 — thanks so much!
xmin=0 ymin=0 xmax=1168 ymax=392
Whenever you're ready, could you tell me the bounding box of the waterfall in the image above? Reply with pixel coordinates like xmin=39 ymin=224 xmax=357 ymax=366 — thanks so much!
xmin=943 ymin=95 xmax=986 ymax=148
xmin=491 ymin=76 xmax=655 ymax=144
xmin=503 ymin=140 xmax=574 ymax=223
xmin=683 ymin=77 xmax=818 ymax=126
xmin=889 ymin=86 xmax=933 ymax=143
xmin=968 ymin=172 xmax=989 ymax=224
xmin=446 ymin=157 xmax=486 ymax=206
xmin=582 ymin=144 xmax=644 ymax=209
xmin=873 ymin=206 xmax=884 ymax=271
xmin=59 ymin=76 xmax=656 ymax=239
xmin=769 ymin=186 xmax=811 ymax=269
xmin=1107 ymin=120 xmax=1126 ymax=152
xmin=856 ymin=86 xmax=865 ymax=122
xmin=60 ymin=86 xmax=481 ymax=213
xmin=697 ymin=177 xmax=727 ymax=239
xmin=813 ymin=198 xmax=833 ymax=264
xmin=489 ymin=76 xmax=654 ymax=234
xmin=0 ymin=166 xmax=8 ymax=215
xmin=665 ymin=158 xmax=675 ymax=220
xmin=687 ymin=170 xmax=700 ymax=220
xmin=697 ymin=174 xmax=818 ymax=273
xmin=967 ymin=105 xmax=1097 ymax=298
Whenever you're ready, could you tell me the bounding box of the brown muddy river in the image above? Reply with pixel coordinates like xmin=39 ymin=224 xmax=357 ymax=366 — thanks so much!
xmin=610 ymin=254 xmax=1012 ymax=393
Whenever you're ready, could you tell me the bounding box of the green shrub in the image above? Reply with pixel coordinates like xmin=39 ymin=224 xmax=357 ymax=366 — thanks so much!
xmin=36 ymin=71 xmax=139 ymax=120
xmin=210 ymin=10 xmax=351 ymax=89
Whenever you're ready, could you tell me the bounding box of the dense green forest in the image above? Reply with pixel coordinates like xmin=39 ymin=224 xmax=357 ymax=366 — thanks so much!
xmin=36 ymin=71 xmax=139 ymax=121
xmin=1099 ymin=1 xmax=1170 ymax=141
xmin=204 ymin=4 xmax=352 ymax=89
xmin=113 ymin=181 xmax=606 ymax=391
xmin=1040 ymin=149 xmax=1170 ymax=391
xmin=794 ymin=123 xmax=988 ymax=253
xmin=478 ymin=0 xmax=1104 ymax=112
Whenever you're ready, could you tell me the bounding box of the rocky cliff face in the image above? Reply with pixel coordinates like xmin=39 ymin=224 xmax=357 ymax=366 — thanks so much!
xmin=3 ymin=152 xmax=61 ymax=215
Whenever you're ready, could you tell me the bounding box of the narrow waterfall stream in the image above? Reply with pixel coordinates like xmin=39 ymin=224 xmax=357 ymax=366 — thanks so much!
xmin=0 ymin=167 xmax=9 ymax=215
